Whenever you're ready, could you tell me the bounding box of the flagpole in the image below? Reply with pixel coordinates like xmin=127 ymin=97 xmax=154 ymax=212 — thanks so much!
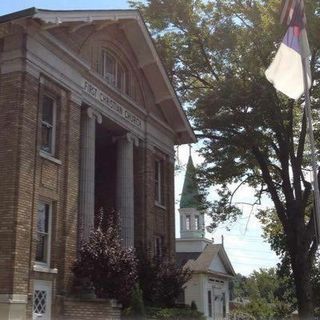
xmin=301 ymin=56 xmax=320 ymax=244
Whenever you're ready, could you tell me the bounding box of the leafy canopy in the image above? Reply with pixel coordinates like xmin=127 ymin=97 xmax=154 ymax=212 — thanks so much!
xmin=130 ymin=0 xmax=320 ymax=316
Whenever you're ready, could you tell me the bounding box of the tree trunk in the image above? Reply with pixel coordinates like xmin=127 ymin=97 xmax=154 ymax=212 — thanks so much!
xmin=290 ymin=239 xmax=314 ymax=319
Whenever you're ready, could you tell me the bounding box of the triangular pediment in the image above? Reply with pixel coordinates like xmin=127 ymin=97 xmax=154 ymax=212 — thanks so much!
xmin=0 ymin=8 xmax=195 ymax=144
xmin=44 ymin=13 xmax=183 ymax=129
xmin=209 ymin=253 xmax=228 ymax=274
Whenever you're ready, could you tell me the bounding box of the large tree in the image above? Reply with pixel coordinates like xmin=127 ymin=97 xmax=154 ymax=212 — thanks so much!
xmin=130 ymin=0 xmax=320 ymax=318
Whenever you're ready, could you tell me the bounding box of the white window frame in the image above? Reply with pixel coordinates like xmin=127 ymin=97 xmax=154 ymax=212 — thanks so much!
xmin=186 ymin=215 xmax=191 ymax=230
xmin=40 ymin=94 xmax=57 ymax=157
xmin=35 ymin=200 xmax=53 ymax=268
xmin=154 ymin=159 xmax=165 ymax=206
xmin=102 ymin=49 xmax=130 ymax=94
xmin=195 ymin=215 xmax=200 ymax=230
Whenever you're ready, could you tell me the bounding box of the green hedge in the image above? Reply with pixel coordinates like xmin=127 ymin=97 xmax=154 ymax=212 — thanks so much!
xmin=145 ymin=306 xmax=206 ymax=320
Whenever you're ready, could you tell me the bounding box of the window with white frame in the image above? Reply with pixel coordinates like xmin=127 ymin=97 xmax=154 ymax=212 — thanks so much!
xmin=186 ymin=215 xmax=191 ymax=230
xmin=154 ymin=159 xmax=165 ymax=205
xmin=195 ymin=215 xmax=200 ymax=230
xmin=102 ymin=49 xmax=130 ymax=95
xmin=35 ymin=201 xmax=52 ymax=265
xmin=41 ymin=95 xmax=56 ymax=156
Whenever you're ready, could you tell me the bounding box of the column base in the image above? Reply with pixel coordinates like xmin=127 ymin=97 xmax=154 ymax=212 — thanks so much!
xmin=0 ymin=294 xmax=27 ymax=320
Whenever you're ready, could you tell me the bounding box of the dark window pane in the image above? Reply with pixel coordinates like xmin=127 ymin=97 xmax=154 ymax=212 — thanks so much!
xmin=36 ymin=233 xmax=47 ymax=262
xmin=41 ymin=125 xmax=52 ymax=153
xmin=42 ymin=96 xmax=54 ymax=125
xmin=208 ymin=291 xmax=212 ymax=317
xmin=36 ymin=202 xmax=49 ymax=263
xmin=117 ymin=63 xmax=124 ymax=90
xmin=104 ymin=51 xmax=116 ymax=85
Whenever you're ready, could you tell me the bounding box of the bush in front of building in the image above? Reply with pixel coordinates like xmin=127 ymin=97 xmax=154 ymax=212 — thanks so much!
xmin=72 ymin=209 xmax=138 ymax=306
xmin=123 ymin=283 xmax=146 ymax=319
xmin=138 ymin=255 xmax=191 ymax=308
xmin=145 ymin=306 xmax=205 ymax=320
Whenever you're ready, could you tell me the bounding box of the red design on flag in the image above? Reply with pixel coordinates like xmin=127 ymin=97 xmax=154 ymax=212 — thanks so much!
xmin=280 ymin=0 xmax=306 ymax=27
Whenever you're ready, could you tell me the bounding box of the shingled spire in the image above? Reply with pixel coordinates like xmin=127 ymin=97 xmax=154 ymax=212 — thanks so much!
xmin=180 ymin=154 xmax=202 ymax=210
xmin=179 ymin=151 xmax=205 ymax=239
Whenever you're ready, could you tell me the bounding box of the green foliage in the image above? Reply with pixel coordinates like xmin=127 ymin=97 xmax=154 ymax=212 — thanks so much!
xmin=123 ymin=283 xmax=146 ymax=319
xmin=138 ymin=255 xmax=191 ymax=308
xmin=258 ymin=207 xmax=320 ymax=310
xmin=72 ymin=209 xmax=138 ymax=306
xmin=145 ymin=306 xmax=205 ymax=320
xmin=231 ymin=269 xmax=296 ymax=319
xmin=130 ymin=0 xmax=320 ymax=315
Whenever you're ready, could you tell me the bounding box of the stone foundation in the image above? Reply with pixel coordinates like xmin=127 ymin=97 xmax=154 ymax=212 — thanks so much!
xmin=61 ymin=297 xmax=121 ymax=320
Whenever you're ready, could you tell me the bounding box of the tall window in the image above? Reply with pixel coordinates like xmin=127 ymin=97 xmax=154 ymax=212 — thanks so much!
xmin=186 ymin=215 xmax=191 ymax=230
xmin=195 ymin=215 xmax=200 ymax=230
xmin=102 ymin=49 xmax=130 ymax=95
xmin=155 ymin=160 xmax=164 ymax=205
xmin=208 ymin=290 xmax=212 ymax=317
xmin=41 ymin=95 xmax=56 ymax=156
xmin=36 ymin=201 xmax=52 ymax=265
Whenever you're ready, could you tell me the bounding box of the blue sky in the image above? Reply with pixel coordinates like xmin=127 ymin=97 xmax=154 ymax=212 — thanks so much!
xmin=1 ymin=0 xmax=279 ymax=276
xmin=0 ymin=1 xmax=131 ymax=15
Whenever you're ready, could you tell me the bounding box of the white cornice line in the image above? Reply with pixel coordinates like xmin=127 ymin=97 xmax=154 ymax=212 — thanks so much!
xmin=34 ymin=10 xmax=139 ymax=24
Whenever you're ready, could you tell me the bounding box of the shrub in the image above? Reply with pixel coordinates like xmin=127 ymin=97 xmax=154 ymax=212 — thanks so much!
xmin=138 ymin=255 xmax=191 ymax=308
xmin=123 ymin=283 xmax=146 ymax=319
xmin=146 ymin=306 xmax=205 ymax=320
xmin=72 ymin=209 xmax=138 ymax=306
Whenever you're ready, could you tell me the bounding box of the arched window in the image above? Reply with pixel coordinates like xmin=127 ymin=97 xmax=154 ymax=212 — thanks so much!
xmin=102 ymin=49 xmax=130 ymax=95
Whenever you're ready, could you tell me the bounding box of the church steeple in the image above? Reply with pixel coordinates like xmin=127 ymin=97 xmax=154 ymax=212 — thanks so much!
xmin=180 ymin=154 xmax=202 ymax=210
xmin=179 ymin=151 xmax=205 ymax=239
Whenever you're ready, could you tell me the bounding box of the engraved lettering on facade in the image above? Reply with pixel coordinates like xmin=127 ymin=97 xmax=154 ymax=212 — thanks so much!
xmin=83 ymin=80 xmax=143 ymax=130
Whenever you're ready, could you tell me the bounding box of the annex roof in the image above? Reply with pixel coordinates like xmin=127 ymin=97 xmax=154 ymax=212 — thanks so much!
xmin=179 ymin=243 xmax=236 ymax=278
xmin=0 ymin=8 xmax=196 ymax=145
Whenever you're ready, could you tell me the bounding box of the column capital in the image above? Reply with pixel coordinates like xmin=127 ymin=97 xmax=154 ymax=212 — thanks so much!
xmin=70 ymin=92 xmax=82 ymax=105
xmin=87 ymin=107 xmax=102 ymax=124
xmin=113 ymin=132 xmax=139 ymax=146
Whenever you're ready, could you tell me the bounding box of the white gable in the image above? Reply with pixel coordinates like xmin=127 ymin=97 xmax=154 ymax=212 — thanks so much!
xmin=209 ymin=253 xmax=227 ymax=274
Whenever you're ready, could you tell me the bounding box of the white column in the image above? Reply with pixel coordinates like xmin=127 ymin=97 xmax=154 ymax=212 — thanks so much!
xmin=115 ymin=133 xmax=137 ymax=247
xmin=79 ymin=107 xmax=102 ymax=242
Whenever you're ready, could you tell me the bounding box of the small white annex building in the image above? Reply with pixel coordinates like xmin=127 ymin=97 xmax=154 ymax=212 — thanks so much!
xmin=176 ymin=155 xmax=235 ymax=320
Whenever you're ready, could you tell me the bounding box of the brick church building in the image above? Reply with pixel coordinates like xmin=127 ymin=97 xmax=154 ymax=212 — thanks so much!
xmin=0 ymin=8 xmax=195 ymax=319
